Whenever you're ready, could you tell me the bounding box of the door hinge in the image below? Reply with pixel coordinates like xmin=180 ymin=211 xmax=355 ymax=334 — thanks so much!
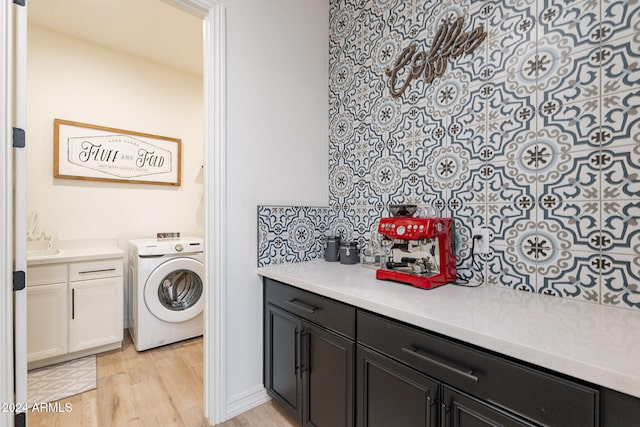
xmin=13 ymin=271 xmax=25 ymax=291
xmin=14 ymin=412 xmax=26 ymax=427
xmin=13 ymin=0 xmax=26 ymax=6
xmin=12 ymin=128 xmax=25 ymax=148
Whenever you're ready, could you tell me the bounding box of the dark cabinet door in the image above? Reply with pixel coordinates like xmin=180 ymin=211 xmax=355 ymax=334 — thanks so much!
xmin=265 ymin=303 xmax=303 ymax=422
xmin=302 ymin=321 xmax=354 ymax=427
xmin=357 ymin=345 xmax=439 ymax=427
xmin=442 ymin=386 xmax=535 ymax=427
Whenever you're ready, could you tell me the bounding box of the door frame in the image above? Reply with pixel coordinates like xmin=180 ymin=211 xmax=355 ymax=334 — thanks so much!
xmin=0 ymin=1 xmax=15 ymax=425
xmin=0 ymin=0 xmax=228 ymax=424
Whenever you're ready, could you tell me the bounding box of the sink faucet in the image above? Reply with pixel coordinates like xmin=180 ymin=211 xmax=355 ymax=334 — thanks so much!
xmin=46 ymin=233 xmax=57 ymax=250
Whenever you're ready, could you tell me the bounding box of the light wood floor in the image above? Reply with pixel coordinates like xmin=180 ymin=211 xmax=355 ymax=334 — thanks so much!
xmin=28 ymin=333 xmax=298 ymax=427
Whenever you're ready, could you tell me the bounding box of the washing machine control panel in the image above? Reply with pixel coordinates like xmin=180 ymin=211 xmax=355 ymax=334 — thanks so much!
xmin=131 ymin=237 xmax=203 ymax=256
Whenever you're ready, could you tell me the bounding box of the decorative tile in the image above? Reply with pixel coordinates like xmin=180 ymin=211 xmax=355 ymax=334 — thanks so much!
xmin=540 ymin=47 xmax=601 ymax=106
xmin=601 ymin=89 xmax=640 ymax=148
xmin=389 ymin=172 xmax=446 ymax=206
xmin=329 ymin=163 xmax=357 ymax=203
xmin=601 ymin=0 xmax=640 ymax=44
xmin=388 ymin=107 xmax=441 ymax=170
xmin=450 ymin=206 xmax=487 ymax=282
xmin=601 ymin=199 xmax=640 ymax=253
xmin=538 ymin=97 xmax=600 ymax=150
xmin=329 ymin=214 xmax=356 ymax=241
xmin=486 ymin=0 xmax=536 ymax=43
xmin=537 ymin=0 xmax=601 ymax=54
xmin=487 ymin=204 xmax=536 ymax=250
xmin=600 ymin=145 xmax=640 ymax=200
xmin=451 ymin=159 xmax=487 ymax=205
xmin=537 ymin=204 xmax=599 ymax=251
xmin=485 ymin=80 xmax=536 ymax=126
xmin=600 ymin=34 xmax=640 ymax=96
xmin=600 ymin=253 xmax=640 ymax=309
xmin=485 ymin=158 xmax=536 ymax=208
xmin=351 ymin=7 xmax=386 ymax=66
xmin=537 ymin=251 xmax=601 ymax=303
xmin=257 ymin=206 xmax=330 ymax=267
xmin=539 ymin=150 xmax=601 ymax=203
xmin=487 ymin=246 xmax=537 ymax=292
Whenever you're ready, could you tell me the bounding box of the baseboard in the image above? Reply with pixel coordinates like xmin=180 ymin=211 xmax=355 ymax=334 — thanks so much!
xmin=225 ymin=385 xmax=271 ymax=420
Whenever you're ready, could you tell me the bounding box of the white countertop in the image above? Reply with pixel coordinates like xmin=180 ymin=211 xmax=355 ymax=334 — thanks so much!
xmin=27 ymin=238 xmax=125 ymax=266
xmin=257 ymin=260 xmax=640 ymax=399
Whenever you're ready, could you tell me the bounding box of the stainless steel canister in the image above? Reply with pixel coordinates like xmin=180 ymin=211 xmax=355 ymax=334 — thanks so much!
xmin=339 ymin=241 xmax=359 ymax=265
xmin=324 ymin=236 xmax=341 ymax=262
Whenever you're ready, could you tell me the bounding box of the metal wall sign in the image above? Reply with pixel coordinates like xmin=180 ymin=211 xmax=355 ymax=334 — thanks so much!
xmin=386 ymin=16 xmax=486 ymax=98
xmin=54 ymin=119 xmax=182 ymax=186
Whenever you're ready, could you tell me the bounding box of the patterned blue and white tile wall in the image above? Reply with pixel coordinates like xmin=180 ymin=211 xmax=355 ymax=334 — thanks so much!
xmin=259 ymin=0 xmax=639 ymax=311
xmin=257 ymin=206 xmax=330 ymax=266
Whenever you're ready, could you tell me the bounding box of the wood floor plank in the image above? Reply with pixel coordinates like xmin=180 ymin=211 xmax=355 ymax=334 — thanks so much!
xmin=220 ymin=401 xmax=299 ymax=427
xmin=27 ymin=334 xmax=298 ymax=426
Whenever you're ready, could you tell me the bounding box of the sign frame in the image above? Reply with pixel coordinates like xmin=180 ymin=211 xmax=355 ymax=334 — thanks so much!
xmin=53 ymin=119 xmax=182 ymax=186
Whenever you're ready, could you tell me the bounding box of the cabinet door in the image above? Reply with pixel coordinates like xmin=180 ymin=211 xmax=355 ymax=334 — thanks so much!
xmin=303 ymin=322 xmax=354 ymax=427
xmin=68 ymin=277 xmax=123 ymax=352
xmin=357 ymin=345 xmax=439 ymax=427
xmin=27 ymin=283 xmax=68 ymax=362
xmin=442 ymin=386 xmax=535 ymax=427
xmin=265 ymin=303 xmax=303 ymax=422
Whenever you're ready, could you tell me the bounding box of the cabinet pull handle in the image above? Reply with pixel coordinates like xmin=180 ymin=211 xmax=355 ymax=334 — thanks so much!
xmin=402 ymin=346 xmax=479 ymax=382
xmin=294 ymin=328 xmax=299 ymax=375
xmin=440 ymin=403 xmax=449 ymax=427
xmin=300 ymin=330 xmax=308 ymax=374
xmin=71 ymin=288 xmax=75 ymax=320
xmin=426 ymin=396 xmax=432 ymax=426
xmin=78 ymin=268 xmax=116 ymax=274
xmin=285 ymin=299 xmax=317 ymax=314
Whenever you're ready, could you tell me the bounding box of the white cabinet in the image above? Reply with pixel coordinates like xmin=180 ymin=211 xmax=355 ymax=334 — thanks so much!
xmin=27 ymin=257 xmax=124 ymax=368
xmin=27 ymin=282 xmax=67 ymax=362
xmin=69 ymin=277 xmax=123 ymax=352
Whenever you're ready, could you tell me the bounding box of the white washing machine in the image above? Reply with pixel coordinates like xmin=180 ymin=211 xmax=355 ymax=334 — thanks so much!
xmin=128 ymin=237 xmax=204 ymax=351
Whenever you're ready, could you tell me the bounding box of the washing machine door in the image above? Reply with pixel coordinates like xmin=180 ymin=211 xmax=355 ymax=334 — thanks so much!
xmin=144 ymin=257 xmax=204 ymax=323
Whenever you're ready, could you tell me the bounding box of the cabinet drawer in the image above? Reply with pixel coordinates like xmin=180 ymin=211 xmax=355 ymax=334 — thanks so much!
xmin=27 ymin=264 xmax=68 ymax=286
xmin=69 ymin=258 xmax=123 ymax=281
xmin=357 ymin=311 xmax=598 ymax=427
xmin=265 ymin=278 xmax=355 ymax=339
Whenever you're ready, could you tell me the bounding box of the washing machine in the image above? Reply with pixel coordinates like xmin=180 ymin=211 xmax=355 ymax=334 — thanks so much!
xmin=128 ymin=237 xmax=204 ymax=351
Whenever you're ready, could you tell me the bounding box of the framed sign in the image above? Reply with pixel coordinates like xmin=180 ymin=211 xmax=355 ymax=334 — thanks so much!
xmin=54 ymin=119 xmax=182 ymax=186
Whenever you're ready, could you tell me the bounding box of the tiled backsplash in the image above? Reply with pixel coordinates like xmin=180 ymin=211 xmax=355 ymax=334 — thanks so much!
xmin=259 ymin=0 xmax=639 ymax=311
xmin=257 ymin=206 xmax=330 ymax=266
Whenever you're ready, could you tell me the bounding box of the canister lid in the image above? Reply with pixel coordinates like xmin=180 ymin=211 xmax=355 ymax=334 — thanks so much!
xmin=340 ymin=240 xmax=358 ymax=248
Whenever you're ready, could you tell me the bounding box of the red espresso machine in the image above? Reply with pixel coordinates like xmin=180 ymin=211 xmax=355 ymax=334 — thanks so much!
xmin=376 ymin=215 xmax=457 ymax=289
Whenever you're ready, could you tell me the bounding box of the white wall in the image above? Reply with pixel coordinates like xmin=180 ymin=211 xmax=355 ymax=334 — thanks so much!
xmin=224 ymin=0 xmax=329 ymax=408
xmin=26 ymin=25 xmax=204 ymax=248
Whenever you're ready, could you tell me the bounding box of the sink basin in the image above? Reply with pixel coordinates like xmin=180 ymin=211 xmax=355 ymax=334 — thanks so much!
xmin=27 ymin=249 xmax=61 ymax=258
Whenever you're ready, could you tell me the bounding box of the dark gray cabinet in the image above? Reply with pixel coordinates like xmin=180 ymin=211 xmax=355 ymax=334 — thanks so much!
xmin=357 ymin=344 xmax=439 ymax=427
xmin=442 ymin=386 xmax=536 ymax=427
xmin=303 ymin=322 xmax=354 ymax=427
xmin=357 ymin=310 xmax=599 ymax=427
xmin=263 ymin=278 xmax=640 ymax=427
xmin=265 ymin=303 xmax=302 ymax=417
xmin=264 ymin=278 xmax=355 ymax=427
